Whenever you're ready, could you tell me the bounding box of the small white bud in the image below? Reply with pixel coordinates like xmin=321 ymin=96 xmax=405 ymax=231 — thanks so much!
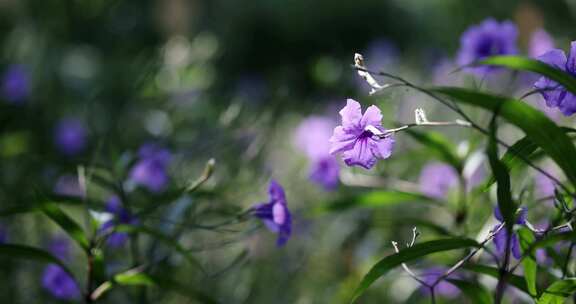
xmin=364 ymin=125 xmax=384 ymax=137
xmin=414 ymin=108 xmax=429 ymax=125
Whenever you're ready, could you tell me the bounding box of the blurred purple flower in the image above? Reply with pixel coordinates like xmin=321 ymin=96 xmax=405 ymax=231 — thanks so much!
xmin=309 ymin=157 xmax=340 ymax=190
xmin=2 ymin=65 xmax=30 ymax=104
xmin=42 ymin=237 xmax=80 ymax=300
xmin=421 ymin=267 xmax=460 ymax=299
xmin=457 ymin=18 xmax=518 ymax=74
xmin=54 ymin=174 xmax=84 ymax=198
xmin=0 ymin=225 xmax=7 ymax=244
xmin=492 ymin=206 xmax=526 ymax=259
xmin=529 ymin=29 xmax=555 ymax=58
xmin=294 ymin=116 xmax=340 ymax=190
xmin=418 ymin=163 xmax=459 ymax=199
xmin=431 ymin=59 xmax=462 ymax=86
xmin=535 ymin=171 xmax=556 ymax=201
xmin=129 ymin=143 xmax=171 ymax=192
xmin=42 ymin=265 xmax=80 ymax=300
xmin=99 ymin=195 xmax=137 ymax=248
xmin=534 ymin=41 xmax=576 ymax=116
xmin=252 ymin=180 xmax=291 ymax=246
xmin=329 ymin=99 xmax=395 ymax=169
xmin=54 ymin=118 xmax=87 ymax=156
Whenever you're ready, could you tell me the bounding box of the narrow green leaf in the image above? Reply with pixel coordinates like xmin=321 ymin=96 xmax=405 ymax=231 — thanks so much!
xmin=0 ymin=244 xmax=76 ymax=279
xmin=538 ymin=279 xmax=576 ymax=304
xmin=350 ymin=238 xmax=479 ymax=303
xmin=433 ymin=87 xmax=576 ymax=189
xmin=41 ymin=203 xmax=90 ymax=251
xmin=405 ymin=129 xmax=462 ymax=170
xmin=518 ymin=228 xmax=538 ymax=297
xmin=464 ymin=264 xmax=529 ymax=294
xmin=446 ymin=279 xmax=493 ymax=304
xmin=479 ymin=56 xmax=576 ymax=95
xmin=315 ymin=191 xmax=441 ymax=214
xmin=115 ymin=225 xmax=204 ymax=273
xmin=486 ymin=114 xmax=516 ymax=230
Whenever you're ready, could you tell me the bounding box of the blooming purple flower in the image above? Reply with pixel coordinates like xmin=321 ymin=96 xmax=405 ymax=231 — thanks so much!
xmin=418 ymin=163 xmax=459 ymax=199
xmin=2 ymin=65 xmax=30 ymax=104
xmin=492 ymin=206 xmax=527 ymax=259
xmin=457 ymin=18 xmax=518 ymax=74
xmin=421 ymin=267 xmax=460 ymax=298
xmin=294 ymin=116 xmax=340 ymax=190
xmin=99 ymin=195 xmax=137 ymax=248
xmin=54 ymin=118 xmax=87 ymax=156
xmin=252 ymin=180 xmax=291 ymax=246
xmin=529 ymin=29 xmax=555 ymax=58
xmin=329 ymin=99 xmax=395 ymax=169
xmin=129 ymin=143 xmax=171 ymax=193
xmin=42 ymin=237 xmax=80 ymax=300
xmin=535 ymin=171 xmax=556 ymax=201
xmin=54 ymin=174 xmax=84 ymax=198
xmin=533 ymin=41 xmax=576 ymax=116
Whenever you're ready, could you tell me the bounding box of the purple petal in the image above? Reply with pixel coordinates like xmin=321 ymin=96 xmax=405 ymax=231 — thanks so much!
xmin=293 ymin=116 xmax=335 ymax=159
xmin=329 ymin=126 xmax=358 ymax=154
xmin=538 ymin=49 xmax=567 ymax=69
xmin=339 ymin=99 xmax=362 ymax=129
xmin=494 ymin=206 xmax=503 ymax=222
xmin=566 ymin=41 xmax=576 ymax=73
xmin=419 ymin=163 xmax=459 ymax=199
xmin=368 ymin=136 xmax=395 ymax=159
xmin=342 ymin=138 xmax=377 ymax=169
xmin=309 ymin=156 xmax=340 ymax=191
xmin=42 ymin=265 xmax=80 ymax=300
xmin=268 ymin=180 xmax=286 ymax=204
xmin=360 ymin=105 xmax=383 ymax=129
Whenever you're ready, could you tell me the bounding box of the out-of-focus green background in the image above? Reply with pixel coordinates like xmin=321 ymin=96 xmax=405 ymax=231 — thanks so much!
xmin=0 ymin=0 xmax=575 ymax=303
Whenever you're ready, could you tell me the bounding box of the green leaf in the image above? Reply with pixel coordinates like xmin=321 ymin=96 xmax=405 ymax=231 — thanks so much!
xmin=433 ymin=87 xmax=576 ymax=189
xmin=485 ymin=127 xmax=576 ymax=188
xmin=405 ymin=129 xmax=462 ymax=170
xmin=350 ymin=238 xmax=479 ymax=303
xmin=114 ymin=225 xmax=205 ymax=273
xmin=41 ymin=203 xmax=90 ymax=252
xmin=464 ymin=264 xmax=529 ymax=295
xmin=479 ymin=56 xmax=576 ymax=95
xmin=315 ymin=191 xmax=441 ymax=214
xmin=446 ymin=279 xmax=493 ymax=304
xmin=0 ymin=244 xmax=76 ymax=279
xmin=538 ymin=279 xmax=576 ymax=304
xmin=518 ymin=228 xmax=538 ymax=297
xmin=486 ymin=114 xmax=516 ymax=230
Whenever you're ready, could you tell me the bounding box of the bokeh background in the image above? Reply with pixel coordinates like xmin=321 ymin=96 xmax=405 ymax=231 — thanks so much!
xmin=0 ymin=0 xmax=575 ymax=303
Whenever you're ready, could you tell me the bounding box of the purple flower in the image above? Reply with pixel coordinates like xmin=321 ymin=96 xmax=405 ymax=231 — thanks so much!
xmin=529 ymin=29 xmax=555 ymax=58
xmin=129 ymin=143 xmax=171 ymax=192
xmin=533 ymin=41 xmax=576 ymax=116
xmin=492 ymin=206 xmax=527 ymax=259
xmin=294 ymin=116 xmax=340 ymax=190
xmin=421 ymin=267 xmax=460 ymax=298
xmin=0 ymin=225 xmax=7 ymax=244
xmin=309 ymin=156 xmax=340 ymax=190
xmin=54 ymin=118 xmax=87 ymax=156
xmin=457 ymin=18 xmax=518 ymax=74
xmin=535 ymin=171 xmax=556 ymax=201
xmin=42 ymin=237 xmax=80 ymax=300
xmin=2 ymin=65 xmax=30 ymax=104
xmin=252 ymin=180 xmax=292 ymax=246
xmin=418 ymin=163 xmax=459 ymax=199
xmin=54 ymin=174 xmax=84 ymax=198
xmin=99 ymin=196 xmax=137 ymax=248
xmin=329 ymin=99 xmax=395 ymax=170
xmin=42 ymin=265 xmax=80 ymax=300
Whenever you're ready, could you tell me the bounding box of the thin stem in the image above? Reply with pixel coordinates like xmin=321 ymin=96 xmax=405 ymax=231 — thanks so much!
xmin=391 ymin=240 xmax=430 ymax=288
xmin=429 ymin=286 xmax=436 ymax=304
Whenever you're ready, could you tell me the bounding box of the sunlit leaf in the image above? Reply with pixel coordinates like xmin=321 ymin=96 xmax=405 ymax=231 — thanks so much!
xmin=350 ymin=238 xmax=479 ymax=303
xmin=315 ymin=191 xmax=441 ymax=214
xmin=518 ymin=228 xmax=538 ymax=297
xmin=538 ymin=279 xmax=576 ymax=304
xmin=433 ymin=87 xmax=576 ymax=190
